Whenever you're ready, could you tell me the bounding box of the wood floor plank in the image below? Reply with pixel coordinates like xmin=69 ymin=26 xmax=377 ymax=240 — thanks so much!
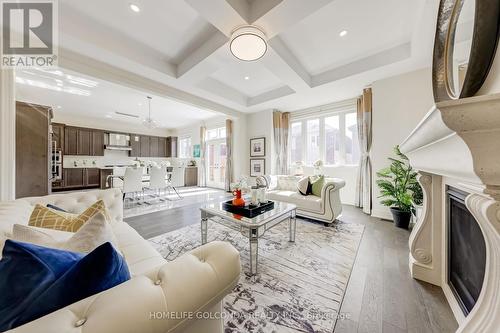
xmin=124 ymin=191 xmax=458 ymax=333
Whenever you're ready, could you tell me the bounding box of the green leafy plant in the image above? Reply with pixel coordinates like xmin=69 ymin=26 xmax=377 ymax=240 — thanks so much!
xmin=376 ymin=146 xmax=421 ymax=213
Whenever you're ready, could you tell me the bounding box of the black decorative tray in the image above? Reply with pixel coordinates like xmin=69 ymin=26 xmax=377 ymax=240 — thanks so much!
xmin=222 ymin=200 xmax=275 ymax=218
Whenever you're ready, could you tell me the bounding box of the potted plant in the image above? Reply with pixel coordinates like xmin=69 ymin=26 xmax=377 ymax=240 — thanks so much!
xmin=376 ymin=146 xmax=420 ymax=229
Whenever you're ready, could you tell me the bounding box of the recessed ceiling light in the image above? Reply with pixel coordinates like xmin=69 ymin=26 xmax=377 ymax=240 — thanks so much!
xmin=339 ymin=30 xmax=348 ymax=37
xmin=105 ymin=115 xmax=113 ymax=119
xmin=56 ymin=105 xmax=62 ymax=109
xmin=129 ymin=3 xmax=140 ymax=12
xmin=244 ymin=76 xmax=250 ymax=80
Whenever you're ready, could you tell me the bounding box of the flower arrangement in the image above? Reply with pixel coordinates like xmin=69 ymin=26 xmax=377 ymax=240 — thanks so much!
xmin=231 ymin=176 xmax=249 ymax=192
xmin=313 ymin=160 xmax=324 ymax=175
xmin=294 ymin=161 xmax=304 ymax=175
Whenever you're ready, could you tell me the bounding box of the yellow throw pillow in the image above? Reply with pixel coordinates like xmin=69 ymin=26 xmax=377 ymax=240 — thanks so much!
xmin=28 ymin=200 xmax=108 ymax=232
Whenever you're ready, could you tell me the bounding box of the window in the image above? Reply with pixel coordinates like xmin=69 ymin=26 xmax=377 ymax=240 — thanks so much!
xmin=290 ymin=122 xmax=302 ymax=164
xmin=345 ymin=113 xmax=360 ymax=165
xmin=325 ymin=115 xmax=340 ymax=165
xmin=179 ymin=136 xmax=192 ymax=158
xmin=306 ymin=119 xmax=320 ymax=165
xmin=289 ymin=110 xmax=359 ymax=166
xmin=206 ymin=126 xmax=226 ymax=141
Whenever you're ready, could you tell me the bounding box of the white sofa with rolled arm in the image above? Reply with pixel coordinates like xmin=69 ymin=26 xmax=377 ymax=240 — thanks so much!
xmin=0 ymin=188 xmax=241 ymax=333
xmin=257 ymin=175 xmax=346 ymax=225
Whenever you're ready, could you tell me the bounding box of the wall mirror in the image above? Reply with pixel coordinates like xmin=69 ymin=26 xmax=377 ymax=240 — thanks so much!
xmin=432 ymin=0 xmax=500 ymax=102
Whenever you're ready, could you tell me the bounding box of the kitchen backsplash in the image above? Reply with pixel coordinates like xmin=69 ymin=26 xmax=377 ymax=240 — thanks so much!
xmin=63 ymin=150 xmax=199 ymax=168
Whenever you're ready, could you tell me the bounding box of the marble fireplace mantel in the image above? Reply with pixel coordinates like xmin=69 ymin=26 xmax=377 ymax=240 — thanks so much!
xmin=399 ymin=93 xmax=500 ymax=333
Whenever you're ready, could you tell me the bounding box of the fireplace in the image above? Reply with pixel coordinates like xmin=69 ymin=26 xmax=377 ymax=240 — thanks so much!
xmin=447 ymin=187 xmax=486 ymax=315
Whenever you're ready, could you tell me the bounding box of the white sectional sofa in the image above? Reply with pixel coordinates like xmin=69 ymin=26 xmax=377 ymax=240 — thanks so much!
xmin=0 ymin=188 xmax=241 ymax=333
xmin=257 ymin=175 xmax=345 ymax=225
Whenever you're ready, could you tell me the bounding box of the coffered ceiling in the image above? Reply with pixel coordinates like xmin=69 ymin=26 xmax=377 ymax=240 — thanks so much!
xmin=55 ymin=0 xmax=439 ymax=116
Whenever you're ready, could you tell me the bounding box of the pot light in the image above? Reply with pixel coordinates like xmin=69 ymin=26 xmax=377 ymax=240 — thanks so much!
xmin=129 ymin=3 xmax=140 ymax=12
xmin=230 ymin=26 xmax=267 ymax=61
xmin=339 ymin=30 xmax=348 ymax=37
xmin=244 ymin=76 xmax=250 ymax=80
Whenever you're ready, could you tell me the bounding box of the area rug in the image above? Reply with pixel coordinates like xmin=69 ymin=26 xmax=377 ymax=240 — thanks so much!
xmin=148 ymin=218 xmax=364 ymax=333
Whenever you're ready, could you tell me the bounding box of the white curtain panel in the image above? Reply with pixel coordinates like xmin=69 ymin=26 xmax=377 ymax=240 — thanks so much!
xmin=225 ymin=119 xmax=233 ymax=192
xmin=272 ymin=111 xmax=290 ymax=175
xmin=199 ymin=126 xmax=207 ymax=187
xmin=355 ymin=88 xmax=373 ymax=214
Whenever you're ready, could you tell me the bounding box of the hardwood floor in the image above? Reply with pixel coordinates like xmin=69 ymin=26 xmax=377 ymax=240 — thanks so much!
xmin=124 ymin=189 xmax=458 ymax=333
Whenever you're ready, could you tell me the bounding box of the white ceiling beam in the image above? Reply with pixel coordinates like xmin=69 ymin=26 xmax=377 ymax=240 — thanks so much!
xmin=249 ymin=0 xmax=284 ymax=23
xmin=197 ymin=77 xmax=248 ymax=106
xmin=58 ymin=49 xmax=243 ymax=118
xmin=312 ymin=43 xmax=412 ymax=87
xmin=177 ymin=31 xmax=228 ymax=79
xmin=226 ymin=0 xmax=251 ymax=23
xmin=266 ymin=36 xmax=312 ymax=89
xmin=248 ymin=85 xmax=295 ymax=106
xmin=253 ymin=0 xmax=335 ymax=38
xmin=184 ymin=0 xmax=248 ymax=36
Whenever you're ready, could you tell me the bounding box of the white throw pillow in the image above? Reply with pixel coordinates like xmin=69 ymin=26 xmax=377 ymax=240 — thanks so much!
xmin=297 ymin=176 xmax=310 ymax=196
xmin=12 ymin=212 xmax=119 ymax=254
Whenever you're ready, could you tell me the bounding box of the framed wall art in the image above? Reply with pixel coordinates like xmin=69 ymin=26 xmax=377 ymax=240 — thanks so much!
xmin=250 ymin=159 xmax=265 ymax=177
xmin=250 ymin=137 xmax=266 ymax=157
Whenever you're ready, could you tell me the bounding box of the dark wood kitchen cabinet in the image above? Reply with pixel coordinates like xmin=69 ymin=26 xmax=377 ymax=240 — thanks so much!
xmin=130 ymin=134 xmax=140 ymax=157
xmin=64 ymin=126 xmax=78 ymax=155
xmin=166 ymin=136 xmax=178 ymax=157
xmin=92 ymin=130 xmax=104 ymax=156
xmin=140 ymin=136 xmax=150 ymax=157
xmin=77 ymin=128 xmax=92 ymax=156
xmin=184 ymin=167 xmax=198 ymax=186
xmin=64 ymin=126 xmax=104 ymax=156
xmin=85 ymin=168 xmax=100 ymax=187
xmin=150 ymin=136 xmax=159 ymax=157
xmin=158 ymin=137 xmax=166 ymax=157
xmin=15 ymin=101 xmax=52 ymax=198
xmin=63 ymin=168 xmax=85 ymax=188
xmin=61 ymin=168 xmax=100 ymax=189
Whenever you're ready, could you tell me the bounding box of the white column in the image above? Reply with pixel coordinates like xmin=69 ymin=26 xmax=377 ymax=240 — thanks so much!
xmin=0 ymin=69 xmax=16 ymax=201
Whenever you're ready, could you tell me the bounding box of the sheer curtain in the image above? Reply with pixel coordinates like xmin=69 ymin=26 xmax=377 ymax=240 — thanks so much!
xmin=355 ymin=88 xmax=373 ymax=214
xmin=225 ymin=119 xmax=233 ymax=192
xmin=199 ymin=126 xmax=207 ymax=187
xmin=273 ymin=111 xmax=291 ymax=175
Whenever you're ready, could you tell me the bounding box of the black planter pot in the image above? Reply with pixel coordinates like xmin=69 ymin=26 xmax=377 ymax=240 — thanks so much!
xmin=390 ymin=207 xmax=412 ymax=229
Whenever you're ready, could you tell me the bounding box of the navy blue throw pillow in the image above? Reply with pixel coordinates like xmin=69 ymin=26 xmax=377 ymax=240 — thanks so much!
xmin=0 ymin=240 xmax=130 ymax=331
xmin=46 ymin=204 xmax=67 ymax=212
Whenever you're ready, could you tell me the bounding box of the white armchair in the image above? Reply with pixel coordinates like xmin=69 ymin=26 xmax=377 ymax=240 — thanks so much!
xmin=257 ymin=175 xmax=345 ymax=225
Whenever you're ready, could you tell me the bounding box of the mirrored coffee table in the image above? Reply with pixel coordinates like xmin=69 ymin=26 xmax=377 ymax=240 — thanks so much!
xmin=200 ymin=201 xmax=297 ymax=275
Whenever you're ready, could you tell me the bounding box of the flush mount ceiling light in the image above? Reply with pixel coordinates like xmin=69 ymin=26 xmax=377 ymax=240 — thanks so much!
xmin=230 ymin=26 xmax=267 ymax=61
xmin=339 ymin=30 xmax=348 ymax=37
xmin=143 ymin=96 xmax=158 ymax=129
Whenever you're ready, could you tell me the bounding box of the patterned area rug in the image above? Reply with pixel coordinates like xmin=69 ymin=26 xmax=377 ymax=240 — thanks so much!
xmin=149 ymin=218 xmax=364 ymax=333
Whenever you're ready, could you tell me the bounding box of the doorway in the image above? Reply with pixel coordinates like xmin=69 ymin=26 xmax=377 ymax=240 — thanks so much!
xmin=206 ymin=127 xmax=227 ymax=189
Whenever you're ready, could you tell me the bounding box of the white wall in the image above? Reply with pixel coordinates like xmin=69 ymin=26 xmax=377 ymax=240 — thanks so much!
xmin=246 ymin=109 xmax=274 ymax=179
xmin=371 ymin=68 xmax=434 ymax=220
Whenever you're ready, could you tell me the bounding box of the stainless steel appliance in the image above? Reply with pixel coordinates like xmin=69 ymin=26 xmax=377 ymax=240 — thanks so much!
xmin=50 ymin=138 xmax=63 ymax=181
xmin=105 ymin=133 xmax=132 ymax=151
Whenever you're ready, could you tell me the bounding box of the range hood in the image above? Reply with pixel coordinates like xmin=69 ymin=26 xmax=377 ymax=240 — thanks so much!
xmin=105 ymin=133 xmax=131 ymax=151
